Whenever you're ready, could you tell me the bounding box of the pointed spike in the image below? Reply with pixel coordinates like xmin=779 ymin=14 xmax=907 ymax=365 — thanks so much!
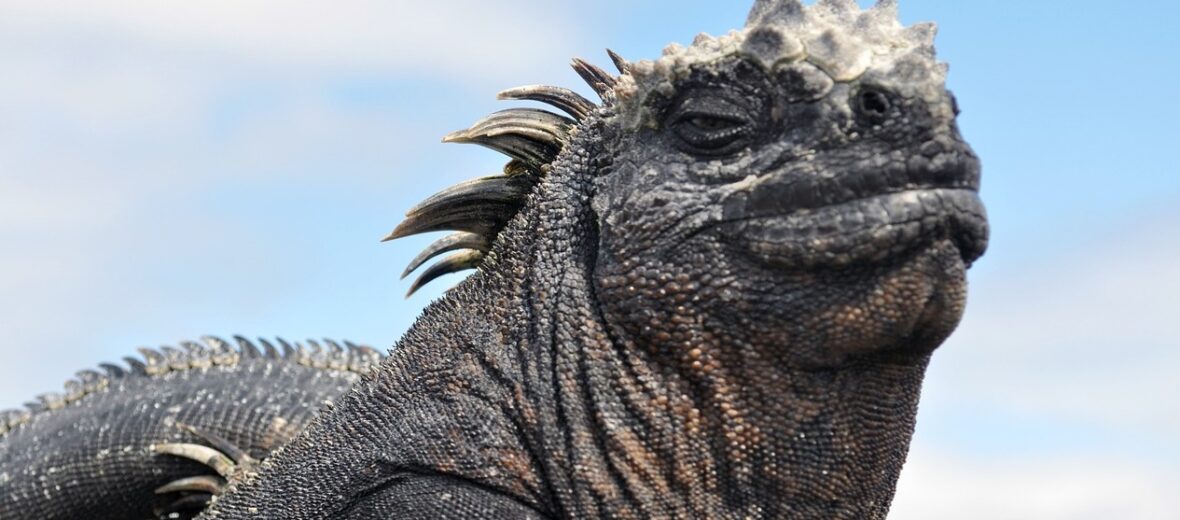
xmin=202 ymin=336 xmax=239 ymax=366
xmin=405 ymin=175 xmax=535 ymax=218
xmin=160 ymin=346 xmax=189 ymax=371
xmin=180 ymin=341 xmax=213 ymax=369
xmin=406 ymin=250 xmax=485 ymax=298
xmin=291 ymin=341 xmax=310 ymax=365
xmin=234 ymin=336 xmax=262 ymax=359
xmin=442 ymin=108 xmax=573 ymax=166
xmin=3 ymin=408 xmax=31 ymax=429
xmin=449 ymin=108 xmax=574 ymax=145
xmin=123 ymin=356 xmax=148 ymax=376
xmin=343 ymin=341 xmax=373 ymax=372
xmin=99 ymin=363 xmax=127 ymax=379
xmin=2 ymin=411 xmax=20 ymax=434
xmin=443 ymin=132 xmax=559 ymax=168
xmin=276 ymin=338 xmax=297 ymax=359
xmin=257 ymin=338 xmax=281 ymax=359
xmin=497 ymin=85 xmax=595 ymax=121
xmin=324 ymin=338 xmax=344 ymax=354
xmin=384 ymin=203 xmax=519 ymax=243
xmin=35 ymin=393 xmax=66 ymax=410
xmin=323 ymin=339 xmax=347 ymax=371
xmin=746 ymin=0 xmax=805 ymax=26
xmin=402 ymin=232 xmax=493 ymax=279
xmin=74 ymin=369 xmax=107 ymax=393
xmin=464 ymin=110 xmax=574 ymax=142
xmin=384 ymin=175 xmax=533 ymax=241
xmin=63 ymin=379 xmax=85 ymax=401
xmin=137 ymin=347 xmax=169 ymax=375
xmin=152 ymin=443 xmax=237 ymax=478
xmin=305 ymin=340 xmax=328 ymax=369
xmin=154 ymin=475 xmax=225 ymax=496
xmin=606 ymin=49 xmax=630 ymax=75
xmin=571 ymin=58 xmax=617 ymax=99
xmin=344 ymin=341 xmax=382 ymax=372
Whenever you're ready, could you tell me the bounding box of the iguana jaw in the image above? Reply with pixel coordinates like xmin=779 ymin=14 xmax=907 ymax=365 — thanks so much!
xmin=719 ymin=186 xmax=987 ymax=270
xmin=713 ymin=131 xmax=986 ymax=269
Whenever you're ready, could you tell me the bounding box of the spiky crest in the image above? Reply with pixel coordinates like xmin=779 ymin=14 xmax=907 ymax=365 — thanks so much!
xmin=390 ymin=57 xmax=616 ymax=296
xmin=0 ymin=336 xmax=383 ymax=437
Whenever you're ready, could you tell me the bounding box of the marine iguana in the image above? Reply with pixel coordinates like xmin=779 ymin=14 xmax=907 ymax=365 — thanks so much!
xmin=2 ymin=0 xmax=988 ymax=518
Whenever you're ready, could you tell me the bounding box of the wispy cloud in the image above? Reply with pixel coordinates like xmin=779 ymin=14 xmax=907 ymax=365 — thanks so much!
xmin=0 ymin=1 xmax=583 ymax=407
xmin=892 ymin=449 xmax=1179 ymax=520
xmin=927 ymin=212 xmax=1180 ymax=439
xmin=0 ymin=1 xmax=578 ymax=81
xmin=890 ymin=210 xmax=1180 ymax=515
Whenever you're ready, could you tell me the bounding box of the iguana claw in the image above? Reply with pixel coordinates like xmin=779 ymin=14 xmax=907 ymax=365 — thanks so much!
xmin=152 ymin=422 xmax=260 ymax=517
xmin=152 ymin=443 xmax=236 ymax=478
xmin=155 ymin=475 xmax=225 ymax=495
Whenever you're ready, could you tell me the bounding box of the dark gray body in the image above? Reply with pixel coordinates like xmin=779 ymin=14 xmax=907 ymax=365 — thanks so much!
xmin=0 ymin=338 xmax=379 ymax=520
xmin=5 ymin=1 xmax=988 ymax=519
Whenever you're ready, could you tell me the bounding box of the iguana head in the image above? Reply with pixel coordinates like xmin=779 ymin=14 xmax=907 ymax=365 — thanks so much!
xmin=392 ymin=0 xmax=986 ymax=369
xmin=588 ymin=0 xmax=987 ymax=369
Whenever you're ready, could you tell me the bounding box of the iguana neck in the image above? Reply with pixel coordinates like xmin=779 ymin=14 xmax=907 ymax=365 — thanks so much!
xmin=533 ymin=287 xmax=927 ymax=519
xmin=495 ymin=133 xmax=929 ymax=518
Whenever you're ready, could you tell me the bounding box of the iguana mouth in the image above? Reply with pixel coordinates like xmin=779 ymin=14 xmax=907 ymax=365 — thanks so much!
xmin=724 ymin=187 xmax=988 ymax=268
xmin=717 ymin=152 xmax=988 ymax=268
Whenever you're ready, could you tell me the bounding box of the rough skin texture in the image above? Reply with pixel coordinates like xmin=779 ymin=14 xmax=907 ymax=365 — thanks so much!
xmin=0 ymin=1 xmax=987 ymax=518
xmin=197 ymin=1 xmax=988 ymax=519
xmin=0 ymin=338 xmax=381 ymax=520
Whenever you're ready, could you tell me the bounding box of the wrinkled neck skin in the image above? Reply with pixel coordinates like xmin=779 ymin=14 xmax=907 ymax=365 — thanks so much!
xmin=202 ymin=117 xmax=964 ymax=519
xmin=502 ymin=121 xmax=965 ymax=519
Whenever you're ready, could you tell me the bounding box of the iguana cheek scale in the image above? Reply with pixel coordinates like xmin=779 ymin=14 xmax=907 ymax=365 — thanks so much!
xmin=0 ymin=1 xmax=987 ymax=519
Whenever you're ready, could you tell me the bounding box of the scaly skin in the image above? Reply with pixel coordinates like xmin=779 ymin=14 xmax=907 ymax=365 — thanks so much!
xmin=0 ymin=338 xmax=380 ymax=520
xmin=201 ymin=1 xmax=987 ymax=518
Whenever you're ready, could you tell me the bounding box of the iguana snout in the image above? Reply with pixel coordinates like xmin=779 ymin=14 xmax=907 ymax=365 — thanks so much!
xmin=716 ymin=134 xmax=987 ymax=270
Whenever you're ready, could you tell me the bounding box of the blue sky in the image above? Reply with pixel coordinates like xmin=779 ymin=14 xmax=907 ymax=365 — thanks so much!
xmin=1 ymin=1 xmax=1177 ymax=517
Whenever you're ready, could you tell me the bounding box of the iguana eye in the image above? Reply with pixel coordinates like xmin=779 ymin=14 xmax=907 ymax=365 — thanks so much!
xmin=669 ymin=96 xmax=756 ymax=156
xmin=688 ymin=116 xmax=740 ymax=131
xmin=673 ymin=113 xmax=751 ymax=153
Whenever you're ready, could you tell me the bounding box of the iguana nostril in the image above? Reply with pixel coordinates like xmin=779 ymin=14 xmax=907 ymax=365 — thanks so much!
xmin=857 ymin=89 xmax=891 ymax=120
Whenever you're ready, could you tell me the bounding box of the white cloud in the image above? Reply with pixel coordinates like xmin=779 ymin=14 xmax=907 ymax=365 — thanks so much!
xmin=0 ymin=0 xmax=584 ymax=408
xmin=890 ymin=212 xmax=1180 ymax=517
xmin=892 ymin=449 xmax=1179 ymax=520
xmin=927 ymin=215 xmax=1180 ymax=438
xmin=0 ymin=1 xmax=578 ymax=81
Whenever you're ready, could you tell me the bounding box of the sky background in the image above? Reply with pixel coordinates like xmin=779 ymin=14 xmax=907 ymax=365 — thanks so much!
xmin=1 ymin=1 xmax=1177 ymax=518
